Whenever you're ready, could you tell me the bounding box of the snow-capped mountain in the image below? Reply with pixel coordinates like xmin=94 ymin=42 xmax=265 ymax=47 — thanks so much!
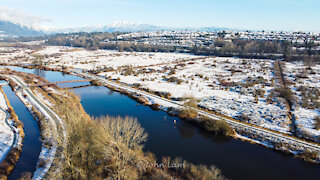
xmin=102 ymin=21 xmax=165 ymax=32
xmin=46 ymin=21 xmax=231 ymax=34
xmin=0 ymin=20 xmax=44 ymax=38
xmin=0 ymin=20 xmax=232 ymax=38
xmin=46 ymin=21 xmax=170 ymax=34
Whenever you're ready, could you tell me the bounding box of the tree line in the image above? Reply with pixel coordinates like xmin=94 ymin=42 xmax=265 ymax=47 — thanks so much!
xmin=45 ymin=32 xmax=320 ymax=63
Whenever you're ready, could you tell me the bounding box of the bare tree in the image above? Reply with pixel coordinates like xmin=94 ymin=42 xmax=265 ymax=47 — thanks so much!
xmin=95 ymin=116 xmax=148 ymax=149
xmin=31 ymin=53 xmax=44 ymax=67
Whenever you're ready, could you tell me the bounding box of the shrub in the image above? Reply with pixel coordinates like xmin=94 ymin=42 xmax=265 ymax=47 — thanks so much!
xmin=275 ymin=88 xmax=292 ymax=100
xmin=8 ymin=80 xmax=18 ymax=90
xmin=90 ymin=79 xmax=102 ymax=86
xmin=237 ymin=113 xmax=250 ymax=123
xmin=201 ymin=118 xmax=234 ymax=136
xmin=162 ymin=157 xmax=227 ymax=180
xmin=255 ymin=89 xmax=266 ymax=98
xmin=123 ymin=66 xmax=134 ymax=76
xmin=18 ymin=172 xmax=32 ymax=180
xmin=296 ymin=149 xmax=319 ymax=162
xmin=314 ymin=116 xmax=320 ymax=130
xmin=168 ymin=69 xmax=176 ymax=75
xmin=37 ymin=159 xmax=47 ymax=168
xmin=183 ymin=97 xmax=198 ymax=108
xmin=167 ymin=76 xmax=184 ymax=84
xmin=132 ymin=83 xmax=142 ymax=88
xmin=177 ymin=97 xmax=199 ymax=119
xmin=178 ymin=108 xmax=198 ymax=120
xmin=150 ymin=103 xmax=160 ymax=111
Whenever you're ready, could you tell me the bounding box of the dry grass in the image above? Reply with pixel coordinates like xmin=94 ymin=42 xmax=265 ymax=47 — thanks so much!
xmin=200 ymin=117 xmax=234 ymax=136
xmin=90 ymin=79 xmax=103 ymax=86
xmin=0 ymin=87 xmax=24 ymax=179
xmin=295 ymin=149 xmax=320 ymax=163
xmin=43 ymin=86 xmax=226 ymax=179
xmin=17 ymin=172 xmax=32 ymax=180
xmin=314 ymin=116 xmax=320 ymax=130
xmin=50 ymin=91 xmax=148 ymax=179
xmin=162 ymin=157 xmax=227 ymax=180
xmin=2 ymin=69 xmax=227 ymax=179
xmin=178 ymin=108 xmax=198 ymax=120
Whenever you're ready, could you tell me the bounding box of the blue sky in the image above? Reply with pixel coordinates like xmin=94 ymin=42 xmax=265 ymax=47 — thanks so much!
xmin=0 ymin=0 xmax=319 ymax=32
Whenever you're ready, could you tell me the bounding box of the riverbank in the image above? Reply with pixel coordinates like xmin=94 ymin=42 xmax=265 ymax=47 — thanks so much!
xmin=0 ymin=45 xmax=319 ymax=145
xmin=8 ymin=76 xmax=64 ymax=179
xmin=2 ymin=64 xmax=320 ymax=163
xmin=0 ymin=69 xmax=67 ymax=179
xmin=72 ymin=68 xmax=320 ymax=163
xmin=0 ymin=87 xmax=24 ymax=180
xmin=1 ymin=68 xmax=228 ymax=179
xmin=72 ymin=84 xmax=320 ymax=180
xmin=2 ymin=65 xmax=320 ymax=179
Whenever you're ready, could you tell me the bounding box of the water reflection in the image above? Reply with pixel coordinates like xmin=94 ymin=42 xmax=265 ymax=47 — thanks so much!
xmin=94 ymin=86 xmax=100 ymax=90
xmin=61 ymin=71 xmax=67 ymax=77
xmin=3 ymin=66 xmax=320 ymax=180
xmin=3 ymin=86 xmax=42 ymax=179
xmin=107 ymin=90 xmax=114 ymax=96
xmin=198 ymin=128 xmax=232 ymax=143
xmin=177 ymin=122 xmax=196 ymax=139
xmin=33 ymin=68 xmax=46 ymax=78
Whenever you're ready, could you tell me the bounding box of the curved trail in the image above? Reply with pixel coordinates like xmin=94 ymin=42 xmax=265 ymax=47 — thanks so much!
xmin=72 ymin=69 xmax=320 ymax=151
xmin=6 ymin=75 xmax=66 ymax=179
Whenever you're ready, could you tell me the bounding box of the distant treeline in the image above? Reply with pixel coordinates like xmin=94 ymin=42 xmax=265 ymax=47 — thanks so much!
xmin=45 ymin=32 xmax=320 ymax=63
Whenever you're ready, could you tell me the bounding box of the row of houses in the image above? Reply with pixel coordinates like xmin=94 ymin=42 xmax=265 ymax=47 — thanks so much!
xmin=114 ymin=30 xmax=320 ymax=48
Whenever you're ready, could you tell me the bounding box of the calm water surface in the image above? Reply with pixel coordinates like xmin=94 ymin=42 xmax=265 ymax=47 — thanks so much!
xmin=72 ymin=86 xmax=320 ymax=180
xmin=3 ymin=66 xmax=89 ymax=88
xmin=3 ymin=66 xmax=320 ymax=180
xmin=2 ymin=86 xmax=42 ymax=179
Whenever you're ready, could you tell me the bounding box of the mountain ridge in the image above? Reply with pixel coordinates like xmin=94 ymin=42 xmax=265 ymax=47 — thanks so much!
xmin=0 ymin=20 xmax=233 ymax=38
xmin=45 ymin=21 xmax=234 ymax=34
xmin=0 ymin=20 xmax=45 ymax=38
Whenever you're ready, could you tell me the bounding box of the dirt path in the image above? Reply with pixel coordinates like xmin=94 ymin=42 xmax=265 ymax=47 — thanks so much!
xmin=276 ymin=61 xmax=297 ymax=136
xmin=72 ymin=69 xmax=320 ymax=151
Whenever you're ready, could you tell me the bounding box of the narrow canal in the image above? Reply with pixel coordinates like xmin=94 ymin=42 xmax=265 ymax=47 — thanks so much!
xmin=2 ymin=86 xmax=42 ymax=179
xmin=3 ymin=66 xmax=320 ymax=180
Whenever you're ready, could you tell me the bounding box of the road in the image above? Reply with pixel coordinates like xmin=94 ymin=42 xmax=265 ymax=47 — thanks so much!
xmin=6 ymin=75 xmax=66 ymax=179
xmin=72 ymin=69 xmax=320 ymax=151
xmin=9 ymin=75 xmax=66 ymax=143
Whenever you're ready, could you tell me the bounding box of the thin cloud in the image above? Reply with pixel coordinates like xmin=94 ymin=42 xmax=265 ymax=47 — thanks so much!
xmin=248 ymin=0 xmax=320 ymax=6
xmin=0 ymin=5 xmax=50 ymax=30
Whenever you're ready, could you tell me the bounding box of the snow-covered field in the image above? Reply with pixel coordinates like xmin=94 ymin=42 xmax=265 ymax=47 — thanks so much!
xmin=2 ymin=46 xmax=319 ymax=136
xmin=284 ymin=61 xmax=320 ymax=140
xmin=0 ymin=47 xmax=33 ymax=63
xmin=0 ymin=89 xmax=13 ymax=163
xmin=99 ymin=57 xmax=291 ymax=134
xmin=0 ymin=46 xmax=199 ymax=69
xmin=10 ymin=76 xmax=63 ymax=180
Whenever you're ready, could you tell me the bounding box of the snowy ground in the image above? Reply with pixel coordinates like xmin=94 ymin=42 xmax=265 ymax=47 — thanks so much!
xmin=2 ymin=46 xmax=318 ymax=135
xmin=284 ymin=61 xmax=320 ymax=140
xmin=10 ymin=76 xmax=61 ymax=180
xmin=0 ymin=88 xmax=14 ymax=163
xmin=0 ymin=47 xmax=34 ymax=63
xmin=0 ymin=46 xmax=200 ymax=69
xmin=100 ymin=57 xmax=291 ymax=134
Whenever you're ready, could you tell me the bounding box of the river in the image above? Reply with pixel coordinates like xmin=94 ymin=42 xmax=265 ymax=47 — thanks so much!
xmin=2 ymin=85 xmax=42 ymax=180
xmin=3 ymin=66 xmax=320 ymax=180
